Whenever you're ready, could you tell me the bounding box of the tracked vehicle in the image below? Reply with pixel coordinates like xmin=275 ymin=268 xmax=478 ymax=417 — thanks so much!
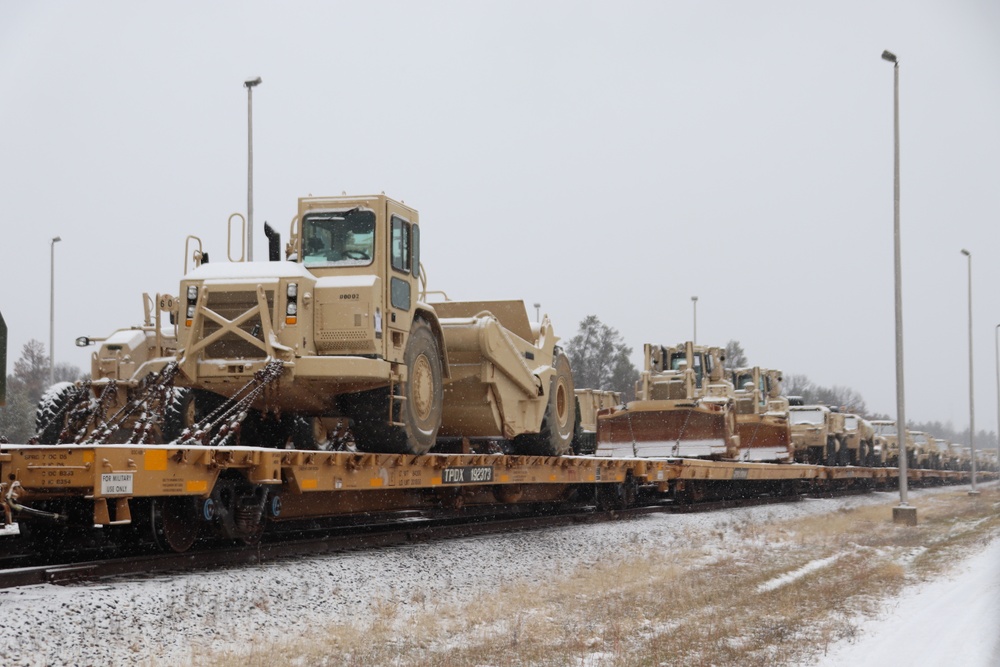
xmin=49 ymin=195 xmax=576 ymax=456
xmin=730 ymin=367 xmax=792 ymax=462
xmin=596 ymin=342 xmax=739 ymax=459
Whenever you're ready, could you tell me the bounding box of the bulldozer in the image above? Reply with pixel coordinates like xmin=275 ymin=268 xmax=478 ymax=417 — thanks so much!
xmin=730 ymin=367 xmax=792 ymax=463
xmin=42 ymin=194 xmax=576 ymax=456
xmin=595 ymin=342 xmax=739 ymax=459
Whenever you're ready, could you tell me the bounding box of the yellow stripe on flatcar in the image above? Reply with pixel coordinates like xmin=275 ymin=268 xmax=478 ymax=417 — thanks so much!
xmin=301 ymin=479 xmax=318 ymax=490
xmin=369 ymin=478 xmax=384 ymax=487
xmin=186 ymin=480 xmax=208 ymax=493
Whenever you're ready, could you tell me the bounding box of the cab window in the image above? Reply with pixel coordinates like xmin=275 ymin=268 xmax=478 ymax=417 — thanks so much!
xmin=391 ymin=216 xmax=410 ymax=273
xmin=302 ymin=209 xmax=375 ymax=268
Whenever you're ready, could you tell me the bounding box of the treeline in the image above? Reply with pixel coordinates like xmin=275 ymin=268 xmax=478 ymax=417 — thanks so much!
xmin=0 ymin=340 xmax=83 ymax=443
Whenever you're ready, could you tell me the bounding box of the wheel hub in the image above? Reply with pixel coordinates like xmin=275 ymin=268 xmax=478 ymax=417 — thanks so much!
xmin=411 ymin=354 xmax=434 ymax=422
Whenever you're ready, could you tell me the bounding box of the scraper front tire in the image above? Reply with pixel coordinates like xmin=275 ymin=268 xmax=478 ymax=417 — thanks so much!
xmin=349 ymin=319 xmax=443 ymax=455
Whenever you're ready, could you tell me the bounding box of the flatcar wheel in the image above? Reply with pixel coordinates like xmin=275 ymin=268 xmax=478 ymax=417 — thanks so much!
xmin=152 ymin=497 xmax=200 ymax=553
xmin=235 ymin=492 xmax=268 ymax=546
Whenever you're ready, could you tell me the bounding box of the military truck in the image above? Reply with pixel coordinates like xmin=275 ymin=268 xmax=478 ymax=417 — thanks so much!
xmin=787 ymin=404 xmax=850 ymax=465
xmin=45 ymin=194 xmax=576 ymax=456
xmin=841 ymin=413 xmax=875 ymax=466
xmin=908 ymin=431 xmax=933 ymax=469
xmin=870 ymin=419 xmax=895 ymax=466
xmin=869 ymin=420 xmax=917 ymax=467
xmin=928 ymin=438 xmax=951 ymax=470
xmin=597 ymin=342 xmax=738 ymax=459
xmin=730 ymin=367 xmax=792 ymax=462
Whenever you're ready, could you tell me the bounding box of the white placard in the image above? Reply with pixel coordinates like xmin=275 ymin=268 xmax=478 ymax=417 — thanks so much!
xmin=101 ymin=472 xmax=134 ymax=496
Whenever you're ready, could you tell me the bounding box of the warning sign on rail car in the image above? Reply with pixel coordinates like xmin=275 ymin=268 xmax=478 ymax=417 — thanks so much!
xmin=440 ymin=466 xmax=494 ymax=485
xmin=101 ymin=473 xmax=134 ymax=496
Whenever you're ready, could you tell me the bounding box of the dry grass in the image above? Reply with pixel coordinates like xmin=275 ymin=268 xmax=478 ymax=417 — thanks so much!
xmin=198 ymin=485 xmax=1000 ymax=667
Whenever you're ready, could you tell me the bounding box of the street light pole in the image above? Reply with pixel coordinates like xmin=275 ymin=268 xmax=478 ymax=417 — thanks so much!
xmin=49 ymin=235 xmax=62 ymax=386
xmin=882 ymin=50 xmax=913 ymax=522
xmin=533 ymin=303 xmax=541 ymax=322
xmin=245 ymin=76 xmax=262 ymax=261
xmin=962 ymin=249 xmax=978 ymax=494
xmin=994 ymin=323 xmax=999 ymax=473
xmin=691 ymin=296 xmax=698 ymax=344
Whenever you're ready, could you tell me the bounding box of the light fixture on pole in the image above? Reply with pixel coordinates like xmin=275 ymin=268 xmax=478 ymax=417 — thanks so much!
xmin=882 ymin=49 xmax=914 ymax=524
xmin=49 ymin=235 xmax=62 ymax=386
xmin=245 ymin=76 xmax=262 ymax=261
xmin=962 ymin=248 xmax=978 ymax=495
xmin=691 ymin=296 xmax=698 ymax=344
xmin=533 ymin=303 xmax=541 ymax=322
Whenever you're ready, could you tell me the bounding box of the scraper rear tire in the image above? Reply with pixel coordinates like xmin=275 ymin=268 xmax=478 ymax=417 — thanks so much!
xmin=511 ymin=350 xmax=576 ymax=457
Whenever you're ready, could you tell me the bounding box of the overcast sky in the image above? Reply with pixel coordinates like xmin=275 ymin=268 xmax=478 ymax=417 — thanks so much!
xmin=2 ymin=2 xmax=999 ymax=436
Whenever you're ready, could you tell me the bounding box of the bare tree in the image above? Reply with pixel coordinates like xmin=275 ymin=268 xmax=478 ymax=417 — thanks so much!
xmin=0 ymin=340 xmax=83 ymax=443
xmin=723 ymin=340 xmax=748 ymax=370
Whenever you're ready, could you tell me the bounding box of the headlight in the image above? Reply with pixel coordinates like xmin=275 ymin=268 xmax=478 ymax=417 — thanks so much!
xmin=287 ymin=283 xmax=298 ymax=299
xmin=286 ymin=301 xmax=297 ymax=316
xmin=187 ymin=285 xmax=198 ymax=301
xmin=187 ymin=305 xmax=196 ymax=318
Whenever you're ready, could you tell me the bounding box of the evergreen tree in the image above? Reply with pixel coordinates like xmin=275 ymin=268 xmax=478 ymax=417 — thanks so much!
xmin=0 ymin=340 xmax=83 ymax=443
xmin=565 ymin=315 xmax=640 ymax=401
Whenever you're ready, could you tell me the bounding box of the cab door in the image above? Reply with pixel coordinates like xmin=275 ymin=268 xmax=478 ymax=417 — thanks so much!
xmin=383 ymin=199 xmax=420 ymax=363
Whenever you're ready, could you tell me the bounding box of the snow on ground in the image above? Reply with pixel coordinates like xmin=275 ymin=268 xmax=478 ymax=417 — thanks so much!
xmin=816 ymin=525 xmax=1000 ymax=667
xmin=0 ymin=485 xmax=993 ymax=666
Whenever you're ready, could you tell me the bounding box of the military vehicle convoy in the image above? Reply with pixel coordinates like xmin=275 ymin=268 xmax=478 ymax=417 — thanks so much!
xmin=596 ymin=342 xmax=739 ymax=459
xmin=25 ymin=193 xmax=986 ymax=473
xmin=787 ymin=402 xmax=875 ymax=466
xmin=41 ymin=194 xmax=577 ymax=457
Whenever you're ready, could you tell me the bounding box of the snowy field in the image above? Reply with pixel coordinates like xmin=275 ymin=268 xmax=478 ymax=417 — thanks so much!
xmin=815 ymin=517 xmax=1000 ymax=667
xmin=0 ymin=484 xmax=995 ymax=666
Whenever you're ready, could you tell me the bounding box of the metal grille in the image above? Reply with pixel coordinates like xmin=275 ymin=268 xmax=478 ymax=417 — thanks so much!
xmin=316 ymin=330 xmax=375 ymax=353
xmin=200 ymin=289 xmax=275 ymax=360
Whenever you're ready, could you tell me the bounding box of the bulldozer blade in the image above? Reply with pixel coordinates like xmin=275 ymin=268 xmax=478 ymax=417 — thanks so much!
xmin=596 ymin=402 xmax=731 ymax=459
xmin=735 ymin=418 xmax=792 ymax=463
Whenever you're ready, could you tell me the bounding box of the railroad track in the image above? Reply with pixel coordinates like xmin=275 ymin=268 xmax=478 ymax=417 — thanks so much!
xmin=0 ymin=490 xmax=826 ymax=590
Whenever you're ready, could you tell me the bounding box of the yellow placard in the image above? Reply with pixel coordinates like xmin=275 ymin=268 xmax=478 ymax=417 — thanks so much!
xmin=186 ymin=480 xmax=208 ymax=493
xmin=145 ymin=449 xmax=168 ymax=471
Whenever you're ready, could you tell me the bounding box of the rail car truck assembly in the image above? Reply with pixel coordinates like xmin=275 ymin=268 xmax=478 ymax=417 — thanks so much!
xmin=55 ymin=195 xmax=576 ymax=457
